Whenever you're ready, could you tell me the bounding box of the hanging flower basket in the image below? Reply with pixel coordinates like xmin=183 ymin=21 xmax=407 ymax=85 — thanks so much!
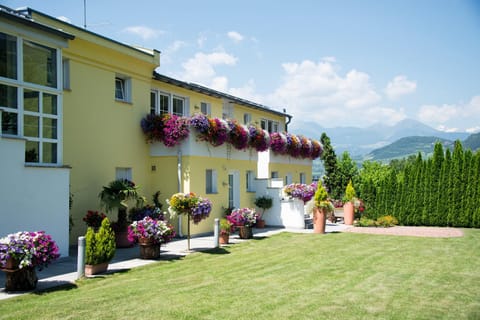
xmin=248 ymin=125 xmax=270 ymax=152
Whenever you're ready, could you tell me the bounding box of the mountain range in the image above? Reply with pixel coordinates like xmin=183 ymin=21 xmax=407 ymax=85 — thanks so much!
xmin=293 ymin=118 xmax=471 ymax=158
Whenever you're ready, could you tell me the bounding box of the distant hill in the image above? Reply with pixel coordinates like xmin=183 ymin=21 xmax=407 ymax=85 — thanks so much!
xmin=364 ymin=136 xmax=453 ymax=162
xmin=463 ymin=132 xmax=480 ymax=151
xmin=291 ymin=118 xmax=469 ymax=157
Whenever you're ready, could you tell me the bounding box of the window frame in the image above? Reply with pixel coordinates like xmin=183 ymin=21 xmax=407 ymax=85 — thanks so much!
xmin=151 ymin=89 xmax=188 ymax=116
xmin=206 ymin=169 xmax=218 ymax=194
xmin=0 ymin=31 xmax=63 ymax=165
xmin=246 ymin=170 xmax=256 ymax=192
xmin=115 ymin=74 xmax=131 ymax=102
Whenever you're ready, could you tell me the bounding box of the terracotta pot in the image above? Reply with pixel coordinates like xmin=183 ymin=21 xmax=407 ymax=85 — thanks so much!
xmin=256 ymin=219 xmax=266 ymax=228
xmin=238 ymin=226 xmax=253 ymax=239
xmin=343 ymin=202 xmax=355 ymax=225
xmin=313 ymin=207 xmax=327 ymax=234
xmin=139 ymin=238 xmax=160 ymax=259
xmin=219 ymin=233 xmax=229 ymax=245
xmin=85 ymin=262 xmax=109 ymax=276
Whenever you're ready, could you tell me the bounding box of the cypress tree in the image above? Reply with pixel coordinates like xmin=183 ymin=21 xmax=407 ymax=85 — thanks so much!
xmin=320 ymin=133 xmax=341 ymax=199
xmin=449 ymin=141 xmax=464 ymax=226
xmin=422 ymin=159 xmax=433 ymax=225
xmin=461 ymin=149 xmax=473 ymax=227
xmin=431 ymin=143 xmax=444 ymax=226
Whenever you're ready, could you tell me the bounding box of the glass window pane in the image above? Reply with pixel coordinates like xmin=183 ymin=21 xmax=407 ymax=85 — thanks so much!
xmin=43 ymin=93 xmax=57 ymax=115
xmin=23 ymin=40 xmax=57 ymax=88
xmin=42 ymin=142 xmax=57 ymax=163
xmin=1 ymin=111 xmax=17 ymax=135
xmin=24 ymin=115 xmax=39 ymax=137
xmin=0 ymin=32 xmax=17 ymax=79
xmin=24 ymin=90 xmax=39 ymax=112
xmin=159 ymin=94 xmax=169 ymax=114
xmin=0 ymin=84 xmax=17 ymax=109
xmin=43 ymin=118 xmax=57 ymax=139
xmin=150 ymin=91 xmax=157 ymax=115
xmin=173 ymin=97 xmax=184 ymax=116
xmin=115 ymin=78 xmax=125 ymax=100
xmin=25 ymin=141 xmax=39 ymax=163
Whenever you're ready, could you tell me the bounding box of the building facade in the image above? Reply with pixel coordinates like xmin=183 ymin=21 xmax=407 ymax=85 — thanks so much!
xmin=1 ymin=6 xmax=319 ymax=244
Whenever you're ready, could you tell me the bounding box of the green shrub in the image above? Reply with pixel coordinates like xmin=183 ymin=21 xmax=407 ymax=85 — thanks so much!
xmin=376 ymin=215 xmax=399 ymax=227
xmin=356 ymin=216 xmax=377 ymax=227
xmin=85 ymin=218 xmax=116 ymax=265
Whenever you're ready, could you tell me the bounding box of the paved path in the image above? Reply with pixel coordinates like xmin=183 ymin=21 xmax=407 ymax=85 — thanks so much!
xmin=0 ymin=224 xmax=348 ymax=300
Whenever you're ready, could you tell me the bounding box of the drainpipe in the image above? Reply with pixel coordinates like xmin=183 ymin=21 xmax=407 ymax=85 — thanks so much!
xmin=283 ymin=108 xmax=292 ymax=132
xmin=177 ymin=149 xmax=183 ymax=237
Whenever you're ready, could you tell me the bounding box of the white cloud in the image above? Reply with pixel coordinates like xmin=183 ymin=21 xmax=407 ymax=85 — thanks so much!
xmin=197 ymin=34 xmax=207 ymax=47
xmin=385 ymin=75 xmax=417 ymax=100
xmin=264 ymin=59 xmax=392 ymax=127
xmin=227 ymin=31 xmax=244 ymax=43
xmin=122 ymin=25 xmax=164 ymax=41
xmin=160 ymin=40 xmax=187 ymax=64
xmin=180 ymin=51 xmax=237 ymax=90
xmin=418 ymin=95 xmax=480 ymax=132
xmin=466 ymin=126 xmax=480 ymax=134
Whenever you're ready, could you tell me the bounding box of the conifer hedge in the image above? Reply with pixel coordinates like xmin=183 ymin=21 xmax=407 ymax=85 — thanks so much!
xmin=360 ymin=141 xmax=480 ymax=227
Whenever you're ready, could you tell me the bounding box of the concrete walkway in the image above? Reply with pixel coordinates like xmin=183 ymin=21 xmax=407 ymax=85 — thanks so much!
xmin=0 ymin=223 xmax=348 ymax=300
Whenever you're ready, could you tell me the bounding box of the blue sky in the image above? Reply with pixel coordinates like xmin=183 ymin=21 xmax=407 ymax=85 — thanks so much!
xmin=5 ymin=0 xmax=480 ymax=133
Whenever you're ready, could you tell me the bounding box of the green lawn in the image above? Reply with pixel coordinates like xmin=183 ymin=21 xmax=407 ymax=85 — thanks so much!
xmin=1 ymin=230 xmax=480 ymax=320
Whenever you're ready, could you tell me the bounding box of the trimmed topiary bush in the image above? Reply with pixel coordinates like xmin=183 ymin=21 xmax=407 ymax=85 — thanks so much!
xmin=86 ymin=218 xmax=116 ymax=265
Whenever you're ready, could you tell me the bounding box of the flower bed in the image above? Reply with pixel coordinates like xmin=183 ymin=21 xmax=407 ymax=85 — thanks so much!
xmin=141 ymin=113 xmax=324 ymax=159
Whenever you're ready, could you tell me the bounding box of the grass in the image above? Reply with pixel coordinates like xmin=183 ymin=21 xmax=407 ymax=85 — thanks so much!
xmin=1 ymin=230 xmax=480 ymax=319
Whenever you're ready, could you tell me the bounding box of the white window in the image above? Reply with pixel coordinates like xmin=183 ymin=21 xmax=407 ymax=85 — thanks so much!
xmin=246 ymin=170 xmax=255 ymax=192
xmin=115 ymin=75 xmax=131 ymax=102
xmin=200 ymin=102 xmax=211 ymax=116
xmin=152 ymin=91 xmax=187 ymax=116
xmin=285 ymin=173 xmax=293 ymax=185
xmin=206 ymin=169 xmax=218 ymax=194
xmin=116 ymin=167 xmax=132 ymax=181
xmin=150 ymin=90 xmax=158 ymax=115
xmin=243 ymin=113 xmax=252 ymax=125
xmin=62 ymin=59 xmax=70 ymax=90
xmin=222 ymin=100 xmax=233 ymax=119
xmin=172 ymin=96 xmax=184 ymax=116
xmin=261 ymin=119 xmax=279 ymax=133
xmin=300 ymin=173 xmax=306 ymax=184
xmin=0 ymin=32 xmax=62 ymax=164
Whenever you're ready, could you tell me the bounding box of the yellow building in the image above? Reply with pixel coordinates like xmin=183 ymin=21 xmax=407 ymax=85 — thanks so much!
xmin=2 ymin=6 xmax=318 ymax=243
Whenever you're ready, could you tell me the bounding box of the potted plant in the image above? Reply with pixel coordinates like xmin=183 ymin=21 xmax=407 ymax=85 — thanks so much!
xmin=219 ymin=218 xmax=233 ymax=244
xmin=85 ymin=218 xmax=116 ymax=276
xmin=99 ymin=179 xmax=144 ymax=248
xmin=254 ymin=195 xmax=273 ymax=228
xmin=127 ymin=217 xmax=175 ymax=259
xmin=83 ymin=210 xmax=106 ymax=230
xmin=168 ymin=192 xmax=212 ymax=251
xmin=343 ymin=180 xmax=356 ymax=225
xmin=227 ymin=208 xmax=258 ymax=239
xmin=313 ymin=184 xmax=334 ymax=234
xmin=0 ymin=231 xmax=60 ymax=291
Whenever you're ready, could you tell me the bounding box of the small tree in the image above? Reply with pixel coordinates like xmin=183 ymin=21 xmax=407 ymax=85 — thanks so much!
xmin=344 ymin=180 xmax=356 ymax=203
xmin=254 ymin=195 xmax=273 ymax=220
xmin=85 ymin=218 xmax=116 ymax=265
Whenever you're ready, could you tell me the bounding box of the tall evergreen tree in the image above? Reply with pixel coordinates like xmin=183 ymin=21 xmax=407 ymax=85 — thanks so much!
xmin=338 ymin=151 xmax=358 ymax=196
xmin=320 ymin=133 xmax=341 ymax=199
xmin=432 ymin=143 xmax=445 ymax=226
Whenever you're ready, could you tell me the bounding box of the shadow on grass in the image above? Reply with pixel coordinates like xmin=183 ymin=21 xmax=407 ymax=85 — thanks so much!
xmin=33 ymin=282 xmax=78 ymax=296
xmin=200 ymin=247 xmax=231 ymax=255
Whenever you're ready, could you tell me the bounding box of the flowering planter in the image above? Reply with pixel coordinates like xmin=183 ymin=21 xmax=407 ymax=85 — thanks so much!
xmin=238 ymin=226 xmax=253 ymax=239
xmin=313 ymin=207 xmax=327 ymax=234
xmin=3 ymin=257 xmax=19 ymax=270
xmin=138 ymin=237 xmax=160 ymax=259
xmin=85 ymin=262 xmax=109 ymax=276
xmin=219 ymin=234 xmax=229 ymax=245
xmin=343 ymin=202 xmax=355 ymax=225
xmin=3 ymin=267 xmax=38 ymax=291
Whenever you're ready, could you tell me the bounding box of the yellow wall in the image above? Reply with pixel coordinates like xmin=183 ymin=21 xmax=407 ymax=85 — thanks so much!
xmin=58 ymin=35 xmax=158 ymax=242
